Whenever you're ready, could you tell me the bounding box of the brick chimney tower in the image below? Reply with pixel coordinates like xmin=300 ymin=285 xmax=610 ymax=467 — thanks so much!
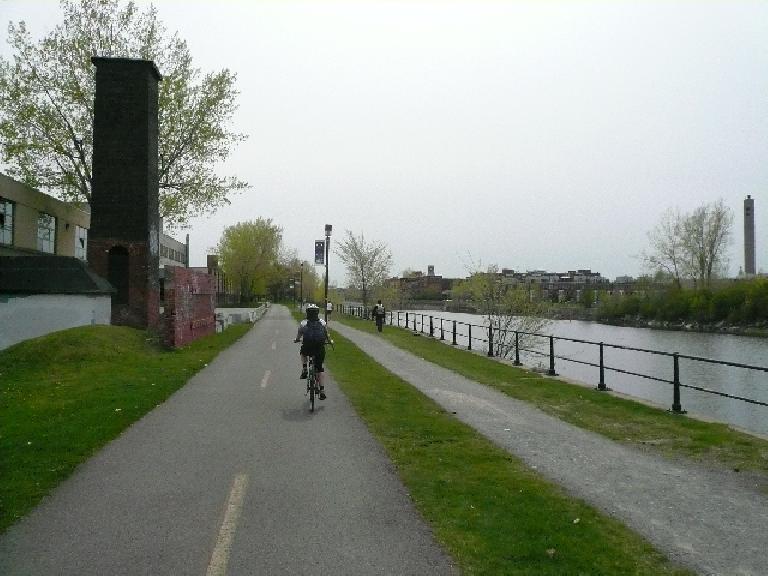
xmin=744 ymin=195 xmax=756 ymax=277
xmin=87 ymin=57 xmax=162 ymax=329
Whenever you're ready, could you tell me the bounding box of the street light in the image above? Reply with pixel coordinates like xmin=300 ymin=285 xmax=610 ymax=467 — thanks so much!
xmin=300 ymin=262 xmax=304 ymax=308
xmin=324 ymin=224 xmax=332 ymax=322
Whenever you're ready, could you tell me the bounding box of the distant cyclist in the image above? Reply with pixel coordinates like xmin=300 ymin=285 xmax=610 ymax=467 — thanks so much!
xmin=294 ymin=303 xmax=329 ymax=400
xmin=372 ymin=299 xmax=386 ymax=332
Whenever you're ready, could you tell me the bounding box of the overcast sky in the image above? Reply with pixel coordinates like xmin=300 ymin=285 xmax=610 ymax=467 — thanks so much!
xmin=2 ymin=0 xmax=767 ymax=283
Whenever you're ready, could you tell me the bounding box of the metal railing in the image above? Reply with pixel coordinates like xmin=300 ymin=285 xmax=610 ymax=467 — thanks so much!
xmin=339 ymin=304 xmax=768 ymax=413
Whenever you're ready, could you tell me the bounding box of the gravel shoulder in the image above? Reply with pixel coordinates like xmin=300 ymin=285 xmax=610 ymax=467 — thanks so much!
xmin=333 ymin=322 xmax=768 ymax=576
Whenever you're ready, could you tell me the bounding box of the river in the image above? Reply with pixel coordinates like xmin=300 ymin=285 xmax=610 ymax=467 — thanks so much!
xmin=397 ymin=310 xmax=768 ymax=438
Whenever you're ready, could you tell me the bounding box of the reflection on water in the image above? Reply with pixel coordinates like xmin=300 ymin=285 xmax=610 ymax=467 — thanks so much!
xmin=402 ymin=311 xmax=768 ymax=437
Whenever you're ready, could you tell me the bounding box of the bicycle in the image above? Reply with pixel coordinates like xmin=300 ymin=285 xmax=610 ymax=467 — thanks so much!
xmin=295 ymin=335 xmax=334 ymax=412
xmin=306 ymin=355 xmax=320 ymax=412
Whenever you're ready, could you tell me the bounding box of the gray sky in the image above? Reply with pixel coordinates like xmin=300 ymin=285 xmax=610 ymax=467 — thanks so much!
xmin=2 ymin=0 xmax=767 ymax=283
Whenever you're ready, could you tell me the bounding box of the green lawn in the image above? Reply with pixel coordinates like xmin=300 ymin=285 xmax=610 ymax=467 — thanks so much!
xmin=334 ymin=314 xmax=768 ymax=477
xmin=0 ymin=323 xmax=251 ymax=533
xmin=322 ymin=324 xmax=692 ymax=575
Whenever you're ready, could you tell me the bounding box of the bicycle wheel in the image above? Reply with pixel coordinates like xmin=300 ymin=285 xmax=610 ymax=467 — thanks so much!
xmin=308 ymin=363 xmax=315 ymax=412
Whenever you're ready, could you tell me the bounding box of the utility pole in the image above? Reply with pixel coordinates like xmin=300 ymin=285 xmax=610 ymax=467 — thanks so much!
xmin=324 ymin=224 xmax=332 ymax=322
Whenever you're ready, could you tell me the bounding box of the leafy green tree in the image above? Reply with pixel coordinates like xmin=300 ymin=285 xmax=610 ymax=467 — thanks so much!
xmin=335 ymin=230 xmax=393 ymax=308
xmin=272 ymin=253 xmax=321 ymax=304
xmin=216 ymin=219 xmax=281 ymax=303
xmin=579 ymin=289 xmax=595 ymax=309
xmin=0 ymin=0 xmax=247 ymax=228
xmin=453 ymin=265 xmax=549 ymax=358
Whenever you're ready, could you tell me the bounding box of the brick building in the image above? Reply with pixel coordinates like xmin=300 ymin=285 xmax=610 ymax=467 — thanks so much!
xmin=387 ymin=265 xmax=455 ymax=299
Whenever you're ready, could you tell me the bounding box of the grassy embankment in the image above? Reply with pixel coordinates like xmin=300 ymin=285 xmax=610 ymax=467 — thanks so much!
xmin=335 ymin=313 xmax=768 ymax=476
xmin=315 ymin=316 xmax=692 ymax=574
xmin=0 ymin=324 xmax=251 ymax=533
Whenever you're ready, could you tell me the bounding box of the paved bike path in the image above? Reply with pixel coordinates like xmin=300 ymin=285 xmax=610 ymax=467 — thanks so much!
xmin=332 ymin=322 xmax=768 ymax=576
xmin=0 ymin=306 xmax=456 ymax=575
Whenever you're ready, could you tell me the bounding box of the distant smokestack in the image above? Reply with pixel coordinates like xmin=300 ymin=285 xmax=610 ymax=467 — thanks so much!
xmin=744 ymin=195 xmax=756 ymax=276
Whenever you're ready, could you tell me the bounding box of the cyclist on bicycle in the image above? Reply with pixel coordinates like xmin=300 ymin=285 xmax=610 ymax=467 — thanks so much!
xmin=294 ymin=303 xmax=329 ymax=399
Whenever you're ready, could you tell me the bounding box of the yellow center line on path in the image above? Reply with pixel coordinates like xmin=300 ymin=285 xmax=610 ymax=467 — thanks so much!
xmin=206 ymin=473 xmax=249 ymax=576
xmin=260 ymin=370 xmax=271 ymax=389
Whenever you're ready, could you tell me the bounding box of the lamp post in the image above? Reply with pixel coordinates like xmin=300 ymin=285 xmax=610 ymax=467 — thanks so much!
xmin=299 ymin=262 xmax=304 ymax=308
xmin=324 ymin=224 xmax=332 ymax=322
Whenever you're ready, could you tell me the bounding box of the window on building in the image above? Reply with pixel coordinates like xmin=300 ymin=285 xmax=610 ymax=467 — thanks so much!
xmin=75 ymin=226 xmax=88 ymax=260
xmin=0 ymin=198 xmax=13 ymax=245
xmin=37 ymin=212 xmax=56 ymax=253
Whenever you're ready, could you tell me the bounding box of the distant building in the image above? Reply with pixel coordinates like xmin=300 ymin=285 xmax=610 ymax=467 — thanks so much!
xmin=387 ymin=265 xmax=455 ymax=299
xmin=499 ymin=268 xmax=609 ymax=301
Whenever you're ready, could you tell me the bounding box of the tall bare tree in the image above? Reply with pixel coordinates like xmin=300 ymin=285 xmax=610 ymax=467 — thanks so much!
xmin=682 ymin=199 xmax=733 ymax=285
xmin=335 ymin=230 xmax=392 ymax=308
xmin=643 ymin=200 xmax=733 ymax=287
xmin=0 ymin=0 xmax=247 ymax=228
xmin=643 ymin=208 xmax=687 ymax=288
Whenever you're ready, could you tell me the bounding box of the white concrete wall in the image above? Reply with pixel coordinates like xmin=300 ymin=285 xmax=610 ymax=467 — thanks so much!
xmin=0 ymin=294 xmax=111 ymax=350
xmin=214 ymin=304 xmax=269 ymax=332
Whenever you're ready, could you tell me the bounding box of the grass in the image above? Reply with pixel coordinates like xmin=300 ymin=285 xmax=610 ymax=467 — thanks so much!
xmin=322 ymin=324 xmax=692 ymax=575
xmin=335 ymin=314 xmax=768 ymax=477
xmin=0 ymin=323 xmax=251 ymax=533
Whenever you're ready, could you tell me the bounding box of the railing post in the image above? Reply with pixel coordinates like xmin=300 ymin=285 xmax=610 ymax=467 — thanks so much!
xmin=596 ymin=342 xmax=608 ymax=391
xmin=413 ymin=315 xmax=417 ymax=332
xmin=429 ymin=316 xmax=434 ymax=337
xmin=513 ymin=331 xmax=521 ymax=365
xmin=397 ymin=311 xmax=401 ymax=327
xmin=405 ymin=312 xmax=409 ymax=327
xmin=548 ymin=336 xmax=557 ymax=375
xmin=440 ymin=318 xmax=445 ymax=340
xmin=671 ymin=353 xmax=686 ymax=413
xmin=468 ymin=325 xmax=472 ymax=350
xmin=452 ymin=321 xmax=457 ymax=345
xmin=487 ymin=325 xmax=494 ymax=357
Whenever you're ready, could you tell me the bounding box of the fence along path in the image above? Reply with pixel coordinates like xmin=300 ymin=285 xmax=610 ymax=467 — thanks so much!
xmin=331 ymin=321 xmax=768 ymax=576
xmin=342 ymin=305 xmax=768 ymax=415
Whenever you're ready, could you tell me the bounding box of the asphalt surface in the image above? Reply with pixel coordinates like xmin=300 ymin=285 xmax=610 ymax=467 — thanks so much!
xmin=0 ymin=306 xmax=456 ymax=575
xmin=333 ymin=322 xmax=768 ymax=576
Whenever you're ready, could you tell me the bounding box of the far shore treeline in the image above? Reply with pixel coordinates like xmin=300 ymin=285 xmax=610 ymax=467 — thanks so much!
xmin=594 ymin=277 xmax=768 ymax=327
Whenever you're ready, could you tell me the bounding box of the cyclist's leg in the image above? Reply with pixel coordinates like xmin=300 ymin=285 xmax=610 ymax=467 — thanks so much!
xmin=299 ymin=343 xmax=309 ymax=378
xmin=315 ymin=346 xmax=327 ymax=398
